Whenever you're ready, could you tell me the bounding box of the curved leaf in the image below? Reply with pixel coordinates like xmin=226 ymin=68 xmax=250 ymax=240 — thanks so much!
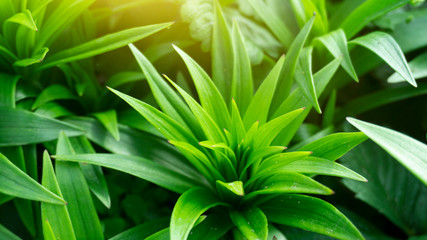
xmin=230 ymin=208 xmax=268 ymax=240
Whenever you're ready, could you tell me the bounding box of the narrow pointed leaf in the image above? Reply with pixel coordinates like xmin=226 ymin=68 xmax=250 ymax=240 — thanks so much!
xmin=0 ymin=74 xmax=19 ymax=108
xmin=212 ymin=0 xmax=233 ymax=100
xmin=350 ymin=32 xmax=416 ymax=87
xmin=216 ymin=180 xmax=244 ymax=200
xmin=388 ymin=51 xmax=427 ymax=83
xmin=0 ymin=152 xmax=65 ymax=204
xmin=188 ymin=212 xmax=232 ymax=240
xmin=174 ymin=45 xmax=231 ymax=130
xmin=41 ymin=151 xmax=76 ymax=240
xmin=262 ymin=194 xmax=364 ymax=240
xmin=231 ymin=21 xmax=253 ymax=114
xmin=55 ymin=133 xmax=104 ymax=240
xmin=171 ymin=188 xmax=224 ymax=240
xmin=316 ymin=29 xmax=358 ymax=82
xmin=41 ymin=23 xmax=173 ymax=69
xmin=244 ymin=56 xmax=285 ymax=129
xmin=294 ymin=46 xmax=321 ymax=113
xmin=230 ymin=208 xmax=268 ymax=240
xmin=54 ymin=153 xmax=195 ymax=194
xmin=270 ymin=15 xmax=315 ymax=113
xmin=347 ymin=118 xmax=427 ymax=185
xmin=0 ymin=224 xmax=21 ymax=240
xmin=299 ymin=132 xmax=368 ymax=161
xmin=14 ymin=47 xmax=49 ymax=67
xmin=129 ymin=44 xmax=203 ymax=138
xmin=110 ymin=218 xmax=169 ymax=240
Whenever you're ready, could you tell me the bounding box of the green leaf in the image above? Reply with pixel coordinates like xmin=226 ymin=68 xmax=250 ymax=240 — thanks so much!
xmin=55 ymin=132 xmax=104 ymax=240
xmin=262 ymin=194 xmax=364 ymax=240
xmin=270 ymin=15 xmax=315 ymax=114
xmin=0 ymin=152 xmax=65 ymax=204
xmin=0 ymin=74 xmax=19 ymax=108
xmin=108 ymin=87 xmax=198 ymax=144
xmin=244 ymin=55 xmax=285 ymax=129
xmin=350 ymin=31 xmax=416 ymax=87
xmin=106 ymin=71 xmax=145 ymax=88
xmin=388 ymin=51 xmax=427 ymax=83
xmin=42 ymin=220 xmax=56 ymax=240
xmin=230 ymin=208 xmax=268 ymax=240
xmin=274 ymin=156 xmax=367 ymax=182
xmin=91 ymin=109 xmax=120 ymax=141
xmin=40 ymin=23 xmax=173 ymax=69
xmin=231 ymin=21 xmax=253 ymax=115
xmin=212 ymin=0 xmax=233 ymax=101
xmin=54 ymin=153 xmax=195 ymax=194
xmin=248 ymin=0 xmax=293 ymax=48
xmin=174 ymin=45 xmax=231 ymax=131
xmin=340 ymin=0 xmax=411 ymax=38
xmin=110 ymin=218 xmax=169 ymax=240
xmin=5 ymin=9 xmax=37 ymax=31
xmin=35 ymin=102 xmax=74 ymax=119
xmin=31 ymin=84 xmax=76 ymax=110
xmin=294 ymin=46 xmax=321 ymax=113
xmin=41 ymin=151 xmax=76 ymax=240
xmin=68 ymin=136 xmax=111 ymax=209
xmin=170 ymin=188 xmax=223 ymax=240
xmin=14 ymin=47 xmax=49 ymax=67
xmin=0 ymin=108 xmax=82 ymax=146
xmin=322 ymin=89 xmax=336 ymax=128
xmin=347 ymin=118 xmax=427 ymax=186
xmin=246 ymin=173 xmax=333 ymax=200
xmin=0 ymin=224 xmax=21 ymax=240
xmin=316 ymin=29 xmax=358 ymax=82
xmin=216 ymin=180 xmax=244 ymax=202
xmin=298 ymin=132 xmax=368 ymax=161
xmin=128 ymin=44 xmax=203 ymax=138
xmin=188 ymin=212 xmax=232 ymax=240
xmin=341 ymin=140 xmax=427 ymax=235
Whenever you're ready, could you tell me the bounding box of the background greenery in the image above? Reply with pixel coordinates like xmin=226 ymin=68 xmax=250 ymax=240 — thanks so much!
xmin=0 ymin=0 xmax=426 ymax=239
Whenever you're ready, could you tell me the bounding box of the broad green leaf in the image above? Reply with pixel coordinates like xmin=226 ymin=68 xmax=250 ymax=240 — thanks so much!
xmin=41 ymin=151 xmax=76 ymax=240
xmin=170 ymin=188 xmax=223 ymax=240
xmin=244 ymin=55 xmax=285 ymax=129
xmin=298 ymin=132 xmax=368 ymax=161
xmin=316 ymin=29 xmax=358 ymax=82
xmin=342 ymin=141 xmax=427 ymax=235
xmin=294 ymin=46 xmax=321 ymax=113
xmin=254 ymin=108 xmax=305 ymax=148
xmin=128 ymin=44 xmax=203 ymax=138
xmin=216 ymin=180 xmax=244 ymax=202
xmin=35 ymin=102 xmax=74 ymax=119
xmin=145 ymin=228 xmax=169 ymax=240
xmin=350 ymin=31 xmax=416 ymax=87
xmin=240 ymin=146 xmax=286 ymax=179
xmin=212 ymin=0 xmax=233 ymax=100
xmin=54 ymin=153 xmax=195 ymax=194
xmin=0 ymin=224 xmax=21 ymax=240
xmin=0 ymin=152 xmax=64 ymax=204
xmin=248 ymin=0 xmax=293 ymax=48
xmin=388 ymin=51 xmax=427 ymax=83
xmin=174 ymin=45 xmax=231 ymax=131
xmin=262 ymin=194 xmax=363 ymax=240
xmin=108 ymin=87 xmax=198 ymax=144
xmin=14 ymin=47 xmax=49 ymax=67
xmin=5 ymin=10 xmax=37 ymax=31
xmin=31 ymin=84 xmax=76 ymax=110
xmin=347 ymin=118 xmax=427 ymax=185
xmin=0 ymin=108 xmax=82 ymax=146
xmin=40 ymin=23 xmax=173 ymax=69
xmin=55 ymin=133 xmax=104 ymax=240
xmin=230 ymin=208 xmax=268 ymax=240
xmin=42 ymin=220 xmax=56 ymax=240
xmin=270 ymin=15 xmax=315 ymax=114
xmin=68 ymin=136 xmax=111 ymax=209
xmin=274 ymin=156 xmax=367 ymax=182
xmin=0 ymin=74 xmax=19 ymax=108
xmin=110 ymin=218 xmax=169 ymax=240
xmin=91 ymin=109 xmax=120 ymax=141
xmin=340 ymin=0 xmax=411 ymax=38
xmin=246 ymin=173 xmax=333 ymax=200
xmin=231 ymin=21 xmax=253 ymax=115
